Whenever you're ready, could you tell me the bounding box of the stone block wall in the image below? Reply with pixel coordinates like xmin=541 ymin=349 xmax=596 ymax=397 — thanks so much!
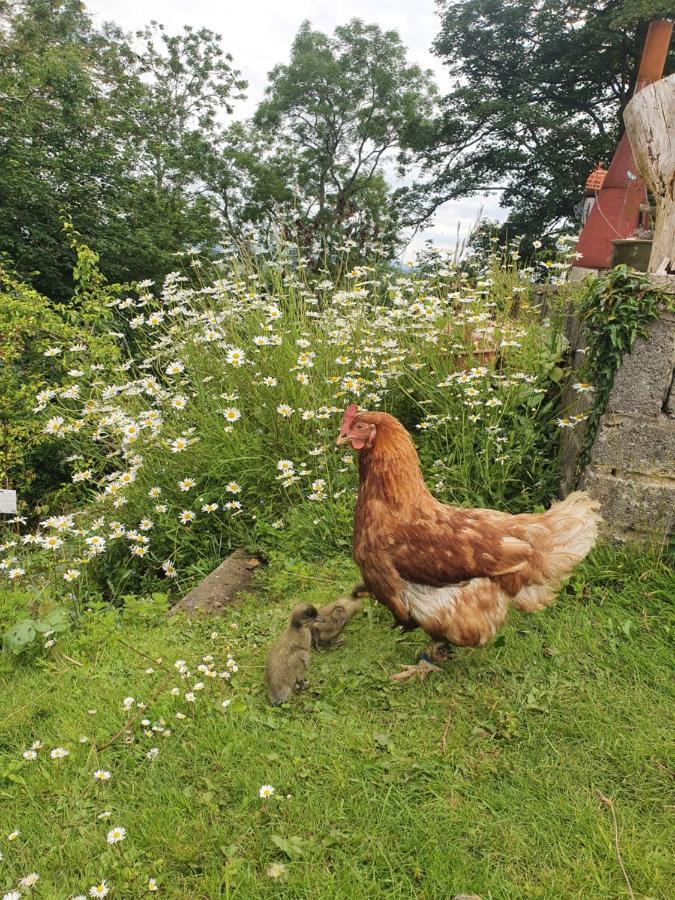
xmin=582 ymin=309 xmax=675 ymax=541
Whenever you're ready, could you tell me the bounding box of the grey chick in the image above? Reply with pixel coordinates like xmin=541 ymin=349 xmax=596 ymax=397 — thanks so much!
xmin=310 ymin=584 xmax=367 ymax=649
xmin=265 ymin=604 xmax=323 ymax=705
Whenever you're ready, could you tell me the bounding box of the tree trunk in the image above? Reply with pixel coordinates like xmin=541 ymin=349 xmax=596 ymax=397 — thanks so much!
xmin=623 ymin=73 xmax=675 ymax=273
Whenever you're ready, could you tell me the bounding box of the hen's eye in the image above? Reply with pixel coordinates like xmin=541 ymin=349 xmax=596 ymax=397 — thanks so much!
xmin=355 ymin=422 xmax=364 ymax=429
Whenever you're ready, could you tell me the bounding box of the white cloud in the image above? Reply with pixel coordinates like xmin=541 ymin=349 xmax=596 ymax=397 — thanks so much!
xmin=86 ymin=0 xmax=507 ymax=251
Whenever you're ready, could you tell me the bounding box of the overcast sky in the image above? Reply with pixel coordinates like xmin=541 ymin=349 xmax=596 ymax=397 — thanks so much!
xmin=86 ymin=0 xmax=505 ymax=255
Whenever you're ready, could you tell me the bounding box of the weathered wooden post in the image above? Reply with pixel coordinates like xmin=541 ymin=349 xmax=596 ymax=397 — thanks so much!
xmin=623 ymin=72 xmax=675 ymax=274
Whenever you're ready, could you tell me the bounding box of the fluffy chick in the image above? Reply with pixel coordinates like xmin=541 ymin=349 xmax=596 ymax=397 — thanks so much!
xmin=265 ymin=604 xmax=323 ymax=705
xmin=310 ymin=584 xmax=367 ymax=649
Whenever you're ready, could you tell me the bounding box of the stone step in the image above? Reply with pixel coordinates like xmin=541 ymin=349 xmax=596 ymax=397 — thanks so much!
xmin=169 ymin=549 xmax=261 ymax=618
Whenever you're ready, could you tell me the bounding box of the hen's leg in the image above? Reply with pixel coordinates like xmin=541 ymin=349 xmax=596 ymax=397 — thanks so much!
xmin=390 ymin=640 xmax=451 ymax=681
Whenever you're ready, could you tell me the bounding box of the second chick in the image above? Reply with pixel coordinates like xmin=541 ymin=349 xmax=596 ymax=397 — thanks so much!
xmin=310 ymin=584 xmax=367 ymax=649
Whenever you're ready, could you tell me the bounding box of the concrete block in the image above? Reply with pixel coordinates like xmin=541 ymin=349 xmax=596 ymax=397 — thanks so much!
xmin=606 ymin=316 xmax=675 ymax=417
xmin=583 ymin=468 xmax=675 ymax=537
xmin=590 ymin=414 xmax=675 ymax=477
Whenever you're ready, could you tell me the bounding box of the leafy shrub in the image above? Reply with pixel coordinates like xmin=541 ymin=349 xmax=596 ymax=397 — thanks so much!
xmin=0 ymin=225 xmax=121 ymax=511
xmin=2 ymin=606 xmax=70 ymax=655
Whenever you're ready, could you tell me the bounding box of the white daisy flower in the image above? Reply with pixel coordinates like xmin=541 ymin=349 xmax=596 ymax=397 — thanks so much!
xmin=226 ymin=347 xmax=246 ymax=367
xmin=44 ymin=416 xmax=65 ymax=434
xmin=106 ymin=826 xmax=126 ymax=844
xmin=50 ymin=747 xmax=69 ymax=759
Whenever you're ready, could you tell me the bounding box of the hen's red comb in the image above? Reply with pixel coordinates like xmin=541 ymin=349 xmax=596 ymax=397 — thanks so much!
xmin=341 ymin=404 xmax=359 ymax=428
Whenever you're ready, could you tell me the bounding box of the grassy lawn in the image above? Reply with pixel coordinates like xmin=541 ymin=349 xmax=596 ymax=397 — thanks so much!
xmin=0 ymin=546 xmax=673 ymax=899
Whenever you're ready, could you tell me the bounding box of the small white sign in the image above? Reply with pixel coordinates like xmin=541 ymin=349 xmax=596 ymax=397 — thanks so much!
xmin=0 ymin=490 xmax=17 ymax=514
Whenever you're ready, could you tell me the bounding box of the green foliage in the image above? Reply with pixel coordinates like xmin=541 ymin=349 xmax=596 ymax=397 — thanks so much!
xmin=2 ymin=605 xmax=70 ymax=655
xmin=577 ymin=265 xmax=673 ymax=469
xmin=0 ymin=230 xmax=121 ymax=509
xmin=0 ymin=0 xmax=125 ymax=300
xmin=0 ymin=4 xmax=439 ymax=293
xmin=406 ymin=0 xmax=675 ymax=239
xmin=0 ymin=1 xmax=247 ymax=298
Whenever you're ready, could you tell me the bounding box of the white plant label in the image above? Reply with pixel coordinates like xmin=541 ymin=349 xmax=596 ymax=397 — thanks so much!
xmin=0 ymin=490 xmax=17 ymax=514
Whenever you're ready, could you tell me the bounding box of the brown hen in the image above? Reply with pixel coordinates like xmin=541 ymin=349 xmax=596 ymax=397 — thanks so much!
xmin=336 ymin=405 xmax=602 ymax=679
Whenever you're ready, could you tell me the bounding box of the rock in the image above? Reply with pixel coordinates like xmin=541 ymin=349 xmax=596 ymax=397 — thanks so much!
xmin=453 ymin=895 xmax=483 ymax=900
xmin=169 ymin=549 xmax=261 ymax=617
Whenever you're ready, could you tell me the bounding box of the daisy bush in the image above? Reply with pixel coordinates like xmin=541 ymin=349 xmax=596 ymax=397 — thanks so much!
xmin=3 ymin=235 xmax=577 ymax=597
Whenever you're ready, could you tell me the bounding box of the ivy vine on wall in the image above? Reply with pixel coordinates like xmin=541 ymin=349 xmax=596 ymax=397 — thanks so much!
xmin=576 ymin=265 xmax=674 ymax=475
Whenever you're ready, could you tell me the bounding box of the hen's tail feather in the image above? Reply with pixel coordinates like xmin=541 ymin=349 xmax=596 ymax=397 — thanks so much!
xmin=512 ymin=491 xmax=602 ymax=612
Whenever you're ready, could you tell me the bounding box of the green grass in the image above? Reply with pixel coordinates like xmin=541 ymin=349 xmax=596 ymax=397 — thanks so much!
xmin=0 ymin=546 xmax=673 ymax=899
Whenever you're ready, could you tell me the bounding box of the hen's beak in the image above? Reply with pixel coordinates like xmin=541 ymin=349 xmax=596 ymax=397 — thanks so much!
xmin=335 ymin=432 xmax=349 ymax=446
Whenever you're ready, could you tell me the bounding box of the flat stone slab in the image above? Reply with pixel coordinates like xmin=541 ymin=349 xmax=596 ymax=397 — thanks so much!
xmin=169 ymin=549 xmax=261 ymax=617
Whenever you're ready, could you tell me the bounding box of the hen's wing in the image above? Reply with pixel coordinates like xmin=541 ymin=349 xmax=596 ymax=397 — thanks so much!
xmin=391 ymin=505 xmax=535 ymax=586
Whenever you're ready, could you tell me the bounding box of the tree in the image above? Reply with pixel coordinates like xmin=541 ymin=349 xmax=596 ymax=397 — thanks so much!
xmin=404 ymin=0 xmax=675 ymax=241
xmin=0 ymin=2 xmax=247 ymax=298
xmin=110 ymin=20 xmax=248 ymax=276
xmin=254 ymin=19 xmax=437 ymax=258
xmin=0 ymin=0 xmax=126 ymax=299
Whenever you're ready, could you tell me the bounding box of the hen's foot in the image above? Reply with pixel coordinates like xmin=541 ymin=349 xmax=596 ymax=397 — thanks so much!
xmin=390 ymin=657 xmax=441 ymax=681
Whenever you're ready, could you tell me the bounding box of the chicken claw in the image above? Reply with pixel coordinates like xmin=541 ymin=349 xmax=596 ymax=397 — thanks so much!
xmin=390 ymin=658 xmax=441 ymax=681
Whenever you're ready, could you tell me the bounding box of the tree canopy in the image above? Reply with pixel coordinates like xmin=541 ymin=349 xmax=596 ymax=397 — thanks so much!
xmin=254 ymin=19 xmax=437 ymax=258
xmin=2 ymin=0 xmax=673 ymax=290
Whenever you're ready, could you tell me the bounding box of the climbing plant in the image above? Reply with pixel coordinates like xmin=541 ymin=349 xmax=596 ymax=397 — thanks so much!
xmin=576 ymin=265 xmax=674 ymax=472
